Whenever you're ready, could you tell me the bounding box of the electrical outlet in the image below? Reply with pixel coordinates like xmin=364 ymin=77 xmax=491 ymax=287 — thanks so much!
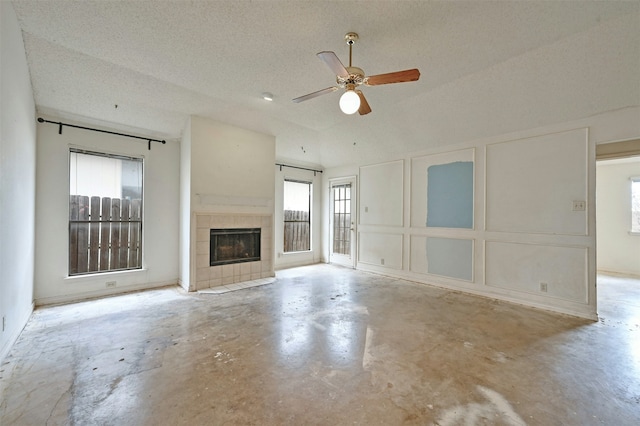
xmin=380 ymin=258 xmax=385 ymax=265
xmin=572 ymin=200 xmax=586 ymax=211
xmin=540 ymin=282 xmax=548 ymax=292
xmin=106 ymin=281 xmax=117 ymax=288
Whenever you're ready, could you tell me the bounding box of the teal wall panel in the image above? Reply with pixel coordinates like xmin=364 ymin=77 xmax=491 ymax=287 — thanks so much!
xmin=426 ymin=161 xmax=473 ymax=228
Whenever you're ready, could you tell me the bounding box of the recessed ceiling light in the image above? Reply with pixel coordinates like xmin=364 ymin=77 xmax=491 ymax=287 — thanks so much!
xmin=262 ymin=92 xmax=274 ymax=101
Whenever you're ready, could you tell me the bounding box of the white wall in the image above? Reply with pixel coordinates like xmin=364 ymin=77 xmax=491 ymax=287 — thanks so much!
xmin=34 ymin=116 xmax=180 ymax=305
xmin=273 ymin=163 xmax=323 ymax=269
xmin=323 ymin=107 xmax=640 ymax=320
xmin=597 ymin=158 xmax=640 ymax=276
xmin=0 ymin=2 xmax=36 ymax=361
xmin=189 ymin=116 xmax=275 ymax=213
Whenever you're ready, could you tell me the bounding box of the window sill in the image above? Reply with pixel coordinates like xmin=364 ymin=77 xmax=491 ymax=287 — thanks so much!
xmin=282 ymin=250 xmax=312 ymax=255
xmin=64 ymin=268 xmax=147 ymax=282
xmin=629 ymin=232 xmax=640 ymax=236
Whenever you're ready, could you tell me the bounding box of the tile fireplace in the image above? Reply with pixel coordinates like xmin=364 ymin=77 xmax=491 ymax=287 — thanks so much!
xmin=195 ymin=213 xmax=273 ymax=290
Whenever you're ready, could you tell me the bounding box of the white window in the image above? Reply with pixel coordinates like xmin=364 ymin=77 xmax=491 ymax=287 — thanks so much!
xmin=283 ymin=179 xmax=311 ymax=252
xmin=69 ymin=149 xmax=143 ymax=275
xmin=632 ymin=177 xmax=640 ymax=234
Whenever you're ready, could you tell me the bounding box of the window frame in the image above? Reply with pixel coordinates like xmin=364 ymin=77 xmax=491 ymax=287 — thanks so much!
xmin=631 ymin=176 xmax=640 ymax=236
xmin=68 ymin=148 xmax=144 ymax=276
xmin=283 ymin=178 xmax=312 ymax=253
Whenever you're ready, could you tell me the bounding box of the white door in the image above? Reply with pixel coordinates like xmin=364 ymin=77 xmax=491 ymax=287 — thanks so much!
xmin=329 ymin=177 xmax=357 ymax=268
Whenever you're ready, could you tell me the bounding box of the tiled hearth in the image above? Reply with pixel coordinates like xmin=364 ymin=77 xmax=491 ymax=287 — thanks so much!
xmin=195 ymin=213 xmax=273 ymax=290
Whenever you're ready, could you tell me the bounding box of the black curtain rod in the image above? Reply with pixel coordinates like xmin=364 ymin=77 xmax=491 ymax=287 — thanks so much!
xmin=37 ymin=118 xmax=166 ymax=150
xmin=276 ymin=163 xmax=323 ymax=176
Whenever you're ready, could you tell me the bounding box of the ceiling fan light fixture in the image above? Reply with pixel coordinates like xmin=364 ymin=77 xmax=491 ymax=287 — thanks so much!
xmin=339 ymin=86 xmax=360 ymax=115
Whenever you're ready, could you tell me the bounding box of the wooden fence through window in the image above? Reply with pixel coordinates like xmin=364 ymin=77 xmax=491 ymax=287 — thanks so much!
xmin=69 ymin=195 xmax=142 ymax=275
xmin=284 ymin=210 xmax=310 ymax=252
xmin=332 ymin=212 xmax=351 ymax=255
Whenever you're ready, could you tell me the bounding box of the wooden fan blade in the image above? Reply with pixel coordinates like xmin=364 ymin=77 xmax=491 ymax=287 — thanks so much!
xmin=317 ymin=51 xmax=349 ymax=78
xmin=365 ymin=68 xmax=420 ymax=86
xmin=292 ymin=86 xmax=339 ymax=103
xmin=357 ymin=90 xmax=371 ymax=115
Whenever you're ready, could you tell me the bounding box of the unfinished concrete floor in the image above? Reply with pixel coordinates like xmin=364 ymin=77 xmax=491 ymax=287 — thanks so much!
xmin=1 ymin=265 xmax=639 ymax=425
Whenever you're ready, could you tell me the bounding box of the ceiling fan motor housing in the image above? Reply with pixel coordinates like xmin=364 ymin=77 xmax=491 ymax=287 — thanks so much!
xmin=337 ymin=66 xmax=365 ymax=88
xmin=337 ymin=32 xmax=364 ymax=88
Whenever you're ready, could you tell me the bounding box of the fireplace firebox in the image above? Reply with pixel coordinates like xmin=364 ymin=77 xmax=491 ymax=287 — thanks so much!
xmin=210 ymin=228 xmax=261 ymax=266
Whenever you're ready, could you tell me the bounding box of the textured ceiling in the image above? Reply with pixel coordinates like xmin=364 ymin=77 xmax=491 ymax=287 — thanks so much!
xmin=11 ymin=0 xmax=640 ymax=168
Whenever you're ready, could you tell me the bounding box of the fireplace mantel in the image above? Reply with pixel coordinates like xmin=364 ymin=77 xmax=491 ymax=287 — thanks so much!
xmin=196 ymin=194 xmax=273 ymax=208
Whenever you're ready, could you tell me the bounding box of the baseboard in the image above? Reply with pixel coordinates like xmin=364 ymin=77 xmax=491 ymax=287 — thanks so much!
xmin=597 ymin=269 xmax=640 ymax=279
xmin=34 ymin=279 xmax=178 ymax=307
xmin=0 ymin=302 xmax=34 ymax=364
xmin=355 ymin=264 xmax=598 ymax=321
xmin=274 ymin=259 xmax=323 ymax=271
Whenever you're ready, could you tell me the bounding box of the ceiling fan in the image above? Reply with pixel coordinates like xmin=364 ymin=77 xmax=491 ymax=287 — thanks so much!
xmin=292 ymin=32 xmax=420 ymax=115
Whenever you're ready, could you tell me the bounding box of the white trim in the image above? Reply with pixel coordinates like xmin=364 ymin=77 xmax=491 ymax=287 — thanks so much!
xmin=36 ymin=280 xmax=177 ymax=307
xmin=64 ymin=267 xmax=148 ymax=282
xmin=0 ymin=303 xmax=34 ymax=364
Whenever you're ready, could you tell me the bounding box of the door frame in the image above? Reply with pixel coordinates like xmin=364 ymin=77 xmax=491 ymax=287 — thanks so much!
xmin=329 ymin=176 xmax=357 ymax=268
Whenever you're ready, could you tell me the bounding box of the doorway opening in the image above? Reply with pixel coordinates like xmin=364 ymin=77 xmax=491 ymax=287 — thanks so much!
xmin=595 ymin=139 xmax=640 ymax=316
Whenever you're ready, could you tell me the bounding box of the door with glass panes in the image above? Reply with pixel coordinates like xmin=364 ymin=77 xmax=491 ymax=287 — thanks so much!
xmin=329 ymin=178 xmax=356 ymax=268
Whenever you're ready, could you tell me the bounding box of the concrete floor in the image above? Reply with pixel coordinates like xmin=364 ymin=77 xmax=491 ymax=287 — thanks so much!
xmin=1 ymin=265 xmax=639 ymax=425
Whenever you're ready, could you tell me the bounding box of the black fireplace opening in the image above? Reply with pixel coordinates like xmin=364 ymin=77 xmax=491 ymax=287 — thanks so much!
xmin=210 ymin=228 xmax=261 ymax=266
